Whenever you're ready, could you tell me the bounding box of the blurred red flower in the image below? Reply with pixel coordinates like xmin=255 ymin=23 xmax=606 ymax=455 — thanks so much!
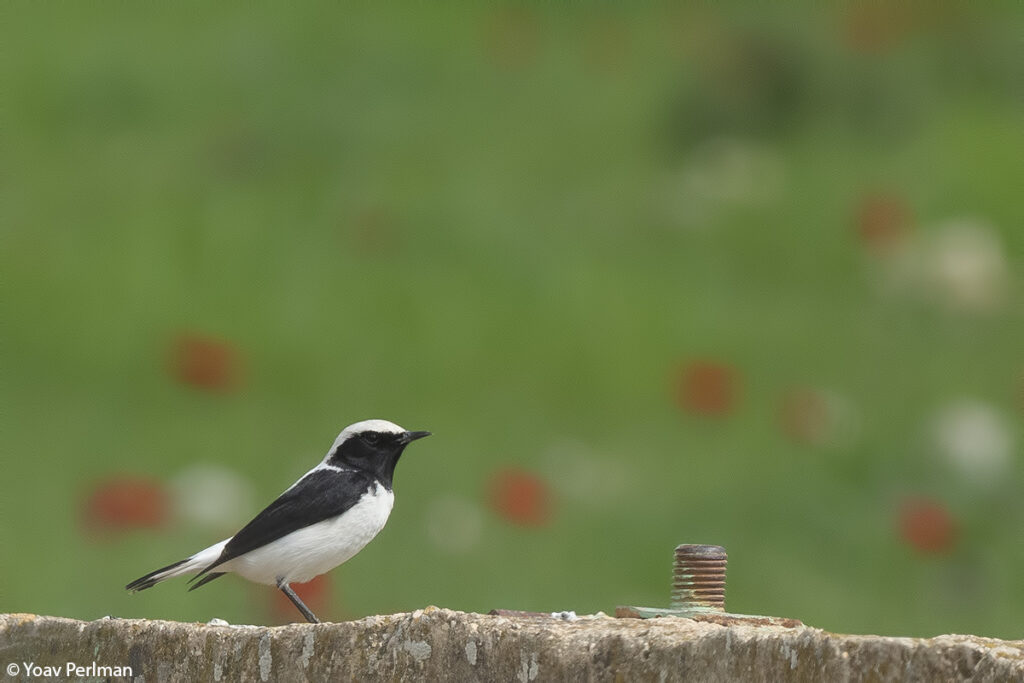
xmin=675 ymin=360 xmax=739 ymax=417
xmin=270 ymin=574 xmax=333 ymax=623
xmin=488 ymin=468 xmax=551 ymax=527
xmin=82 ymin=476 xmax=169 ymax=534
xmin=898 ymin=497 xmax=957 ymax=555
xmin=169 ymin=332 xmax=242 ymax=392
xmin=856 ymin=193 xmax=912 ymax=254
xmin=842 ymin=4 xmax=913 ymax=54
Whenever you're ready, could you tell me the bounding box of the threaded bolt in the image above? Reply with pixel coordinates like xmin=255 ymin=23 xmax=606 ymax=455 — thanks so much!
xmin=671 ymin=544 xmax=727 ymax=612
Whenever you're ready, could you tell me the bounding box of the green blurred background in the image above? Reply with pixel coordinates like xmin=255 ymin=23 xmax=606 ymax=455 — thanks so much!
xmin=2 ymin=4 xmax=1021 ymax=639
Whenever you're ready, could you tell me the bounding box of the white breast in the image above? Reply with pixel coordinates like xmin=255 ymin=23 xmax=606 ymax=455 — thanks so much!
xmin=224 ymin=483 xmax=395 ymax=585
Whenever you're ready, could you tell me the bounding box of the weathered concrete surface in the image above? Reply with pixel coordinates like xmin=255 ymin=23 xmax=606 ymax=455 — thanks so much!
xmin=2 ymin=609 xmax=1021 ymax=682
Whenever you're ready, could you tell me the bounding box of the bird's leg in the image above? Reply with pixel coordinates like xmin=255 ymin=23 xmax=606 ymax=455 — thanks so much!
xmin=277 ymin=579 xmax=320 ymax=624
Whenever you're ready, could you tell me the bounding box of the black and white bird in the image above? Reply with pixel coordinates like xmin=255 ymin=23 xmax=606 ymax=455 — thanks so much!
xmin=126 ymin=419 xmax=430 ymax=623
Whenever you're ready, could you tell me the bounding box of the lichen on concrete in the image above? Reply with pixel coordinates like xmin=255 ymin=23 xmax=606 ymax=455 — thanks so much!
xmin=1 ymin=610 xmax=1021 ymax=682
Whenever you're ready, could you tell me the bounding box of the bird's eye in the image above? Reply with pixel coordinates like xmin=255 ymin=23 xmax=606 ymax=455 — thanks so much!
xmin=362 ymin=432 xmax=381 ymax=446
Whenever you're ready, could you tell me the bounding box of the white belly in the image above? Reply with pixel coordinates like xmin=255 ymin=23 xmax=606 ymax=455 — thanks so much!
xmin=223 ymin=483 xmax=394 ymax=585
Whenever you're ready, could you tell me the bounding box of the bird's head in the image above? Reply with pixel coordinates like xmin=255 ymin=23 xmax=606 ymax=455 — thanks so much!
xmin=325 ymin=419 xmax=431 ymax=484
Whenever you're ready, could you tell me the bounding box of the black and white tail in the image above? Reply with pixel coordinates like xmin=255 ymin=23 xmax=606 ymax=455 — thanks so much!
xmin=126 ymin=540 xmax=227 ymax=592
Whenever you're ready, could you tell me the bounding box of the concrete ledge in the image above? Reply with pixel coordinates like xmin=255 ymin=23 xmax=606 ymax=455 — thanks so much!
xmin=2 ymin=610 xmax=1022 ymax=682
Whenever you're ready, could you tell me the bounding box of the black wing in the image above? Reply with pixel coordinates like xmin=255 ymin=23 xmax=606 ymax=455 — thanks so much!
xmin=194 ymin=468 xmax=375 ymax=579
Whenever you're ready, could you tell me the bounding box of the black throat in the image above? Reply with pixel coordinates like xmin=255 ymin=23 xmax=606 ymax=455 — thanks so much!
xmin=327 ymin=435 xmax=406 ymax=489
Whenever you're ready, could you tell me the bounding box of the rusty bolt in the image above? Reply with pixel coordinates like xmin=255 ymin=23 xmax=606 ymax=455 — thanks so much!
xmin=616 ymin=543 xmax=801 ymax=626
xmin=671 ymin=544 xmax=727 ymax=612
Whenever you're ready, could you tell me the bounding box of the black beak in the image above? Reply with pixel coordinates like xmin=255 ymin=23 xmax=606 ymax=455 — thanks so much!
xmin=400 ymin=430 xmax=431 ymax=444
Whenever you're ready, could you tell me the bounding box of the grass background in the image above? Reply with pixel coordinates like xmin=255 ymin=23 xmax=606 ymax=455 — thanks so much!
xmin=2 ymin=3 xmax=1022 ymax=638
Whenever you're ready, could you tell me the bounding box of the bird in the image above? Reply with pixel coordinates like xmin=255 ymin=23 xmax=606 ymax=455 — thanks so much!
xmin=126 ymin=419 xmax=431 ymax=623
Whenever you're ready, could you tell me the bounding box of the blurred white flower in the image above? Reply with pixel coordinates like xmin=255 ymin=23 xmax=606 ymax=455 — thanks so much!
xmin=542 ymin=439 xmax=629 ymax=504
xmin=664 ymin=138 xmax=785 ymax=228
xmin=931 ymin=399 xmax=1014 ymax=488
xmin=426 ymin=495 xmax=484 ymax=554
xmin=170 ymin=463 xmax=255 ymax=530
xmin=924 ymin=219 xmax=1010 ymax=313
xmin=871 ymin=217 xmax=1011 ymax=314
